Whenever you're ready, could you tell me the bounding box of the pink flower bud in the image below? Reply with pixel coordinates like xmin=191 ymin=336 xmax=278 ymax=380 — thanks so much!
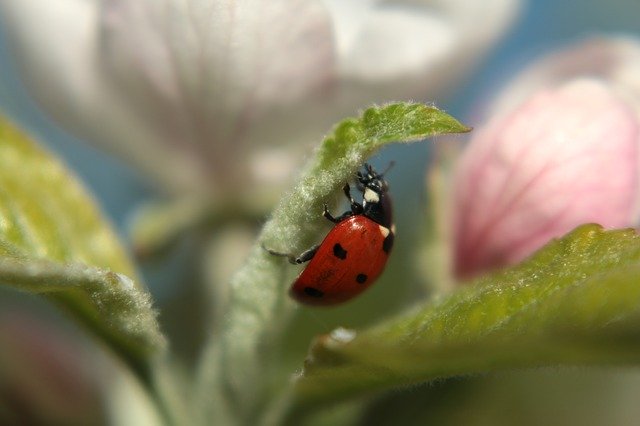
xmin=453 ymin=79 xmax=640 ymax=278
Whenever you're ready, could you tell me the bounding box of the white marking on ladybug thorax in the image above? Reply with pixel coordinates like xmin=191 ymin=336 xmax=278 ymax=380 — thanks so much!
xmin=364 ymin=187 xmax=380 ymax=203
xmin=378 ymin=225 xmax=390 ymax=238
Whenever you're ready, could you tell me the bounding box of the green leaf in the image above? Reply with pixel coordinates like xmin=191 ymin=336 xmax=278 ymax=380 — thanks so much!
xmin=195 ymin=102 xmax=470 ymax=424
xmin=291 ymin=224 xmax=640 ymax=412
xmin=265 ymin=102 xmax=470 ymax=257
xmin=318 ymin=103 xmax=470 ymax=170
xmin=0 ymin=116 xmax=165 ymax=376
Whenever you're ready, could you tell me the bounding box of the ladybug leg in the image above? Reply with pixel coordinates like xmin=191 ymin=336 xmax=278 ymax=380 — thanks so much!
xmin=294 ymin=244 xmax=320 ymax=264
xmin=323 ymin=203 xmax=352 ymax=223
xmin=262 ymin=244 xmax=296 ymax=264
xmin=323 ymin=184 xmax=363 ymax=223
xmin=356 ymin=170 xmax=366 ymax=191
xmin=343 ymin=183 xmax=363 ymax=215
xmin=262 ymin=243 xmax=319 ymax=264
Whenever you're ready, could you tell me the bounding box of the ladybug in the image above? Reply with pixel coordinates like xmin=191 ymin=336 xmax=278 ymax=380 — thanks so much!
xmin=265 ymin=163 xmax=395 ymax=306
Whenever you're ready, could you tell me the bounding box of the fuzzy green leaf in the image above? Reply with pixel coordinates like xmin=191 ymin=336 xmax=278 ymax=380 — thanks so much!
xmin=0 ymin=116 xmax=165 ymax=375
xmin=265 ymin=103 xmax=470 ymax=257
xmin=195 ymin=103 xmax=470 ymax=424
xmin=292 ymin=224 xmax=640 ymax=411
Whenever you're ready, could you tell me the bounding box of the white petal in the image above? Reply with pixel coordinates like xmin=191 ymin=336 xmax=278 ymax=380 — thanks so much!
xmin=323 ymin=0 xmax=522 ymax=98
xmin=323 ymin=0 xmax=454 ymax=81
xmin=1 ymin=0 xmax=334 ymax=192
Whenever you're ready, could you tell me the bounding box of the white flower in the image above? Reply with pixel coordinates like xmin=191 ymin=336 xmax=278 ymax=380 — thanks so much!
xmin=0 ymin=0 xmax=521 ymax=195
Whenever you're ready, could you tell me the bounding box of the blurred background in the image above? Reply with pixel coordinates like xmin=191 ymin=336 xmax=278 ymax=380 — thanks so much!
xmin=1 ymin=1 xmax=640 ymax=425
xmin=1 ymin=1 xmax=638 ymax=238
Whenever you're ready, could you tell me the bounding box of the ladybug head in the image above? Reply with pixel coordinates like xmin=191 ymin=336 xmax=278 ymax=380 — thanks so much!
xmin=358 ymin=162 xmax=394 ymax=227
xmin=357 ymin=163 xmax=391 ymax=196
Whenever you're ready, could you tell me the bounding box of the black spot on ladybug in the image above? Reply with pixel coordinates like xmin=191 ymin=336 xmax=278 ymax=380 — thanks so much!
xmin=356 ymin=273 xmax=368 ymax=284
xmin=304 ymin=287 xmax=324 ymax=298
xmin=383 ymin=232 xmax=395 ymax=253
xmin=333 ymin=243 xmax=348 ymax=260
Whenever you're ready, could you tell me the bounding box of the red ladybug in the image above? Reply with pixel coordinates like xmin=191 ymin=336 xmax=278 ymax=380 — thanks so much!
xmin=266 ymin=163 xmax=395 ymax=306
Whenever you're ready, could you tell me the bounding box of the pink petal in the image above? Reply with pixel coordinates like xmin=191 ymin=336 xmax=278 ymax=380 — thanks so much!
xmin=453 ymin=79 xmax=640 ymax=278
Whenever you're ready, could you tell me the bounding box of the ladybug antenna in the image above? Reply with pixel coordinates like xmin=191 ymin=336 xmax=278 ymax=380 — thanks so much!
xmin=380 ymin=161 xmax=395 ymax=177
xmin=356 ymin=162 xmax=393 ymax=181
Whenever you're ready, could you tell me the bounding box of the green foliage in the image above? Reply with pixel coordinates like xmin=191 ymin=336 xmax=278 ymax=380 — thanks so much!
xmin=13 ymin=103 xmax=640 ymax=425
xmin=318 ymin=103 xmax=469 ymax=170
xmin=7 ymin=102 xmax=640 ymax=426
xmin=263 ymin=103 xmax=470 ymax=257
xmin=0 ymin=117 xmax=165 ymax=376
xmin=293 ymin=225 xmax=640 ymax=412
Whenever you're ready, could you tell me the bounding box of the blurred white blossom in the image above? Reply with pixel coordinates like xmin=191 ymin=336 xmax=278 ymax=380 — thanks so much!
xmin=452 ymin=38 xmax=640 ymax=278
xmin=0 ymin=0 xmax=520 ymax=195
